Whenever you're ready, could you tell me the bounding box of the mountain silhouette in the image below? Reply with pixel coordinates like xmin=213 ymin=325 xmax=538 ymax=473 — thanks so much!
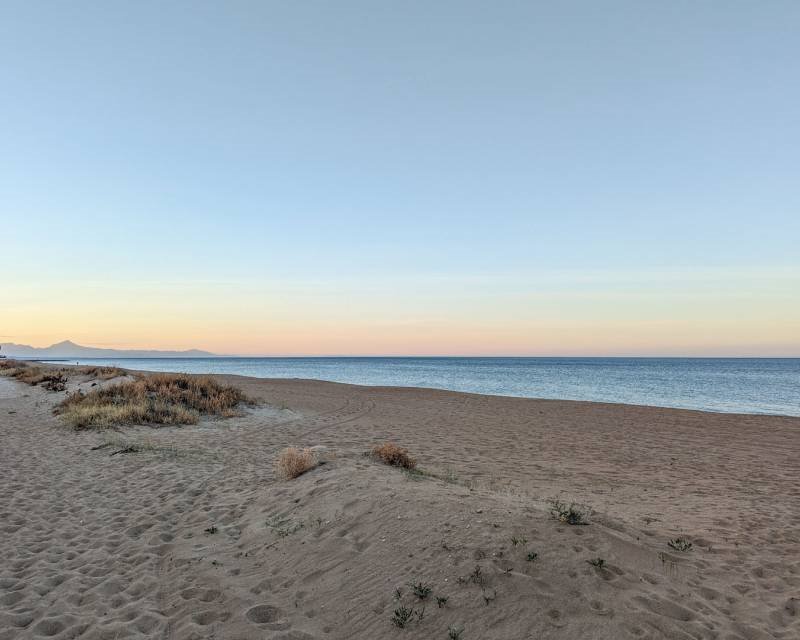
xmin=0 ymin=340 xmax=215 ymax=359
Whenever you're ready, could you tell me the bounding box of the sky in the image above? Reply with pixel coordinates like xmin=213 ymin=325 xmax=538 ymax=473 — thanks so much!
xmin=2 ymin=1 xmax=798 ymax=356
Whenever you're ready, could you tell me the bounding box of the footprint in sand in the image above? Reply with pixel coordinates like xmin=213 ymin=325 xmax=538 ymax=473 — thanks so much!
xmin=0 ymin=590 xmax=26 ymax=606
xmin=32 ymin=617 xmax=67 ymax=637
xmin=589 ymin=599 xmax=614 ymax=616
xmin=192 ymin=609 xmax=231 ymax=625
xmin=632 ymin=595 xmax=695 ymax=622
xmin=546 ymin=608 xmax=566 ymax=627
xmin=180 ymin=587 xmax=221 ymax=602
xmin=246 ymin=604 xmax=291 ymax=630
xmin=125 ymin=522 xmax=153 ymax=538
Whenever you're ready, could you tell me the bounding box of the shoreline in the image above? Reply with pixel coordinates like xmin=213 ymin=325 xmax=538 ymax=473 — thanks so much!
xmin=165 ymin=373 xmax=800 ymax=421
xmin=26 ymin=358 xmax=800 ymax=419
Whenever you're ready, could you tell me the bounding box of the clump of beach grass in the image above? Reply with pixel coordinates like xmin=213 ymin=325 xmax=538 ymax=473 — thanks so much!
xmin=668 ymin=537 xmax=693 ymax=552
xmin=0 ymin=359 xmax=26 ymax=372
xmin=0 ymin=361 xmax=69 ymax=391
xmin=276 ymin=447 xmax=318 ymax=479
xmin=372 ymin=442 xmax=416 ymax=470
xmin=55 ymin=373 xmax=249 ymax=429
xmin=80 ymin=365 xmax=126 ymax=380
xmin=547 ymin=497 xmax=592 ymax=525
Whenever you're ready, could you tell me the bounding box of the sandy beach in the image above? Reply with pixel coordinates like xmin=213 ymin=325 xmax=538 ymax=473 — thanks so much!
xmin=1 ymin=366 xmax=798 ymax=640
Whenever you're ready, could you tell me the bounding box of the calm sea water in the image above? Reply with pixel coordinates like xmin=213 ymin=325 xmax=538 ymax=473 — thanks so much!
xmin=43 ymin=357 xmax=800 ymax=417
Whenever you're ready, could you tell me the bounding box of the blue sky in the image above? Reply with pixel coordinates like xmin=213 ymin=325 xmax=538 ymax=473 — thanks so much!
xmin=2 ymin=2 xmax=798 ymax=355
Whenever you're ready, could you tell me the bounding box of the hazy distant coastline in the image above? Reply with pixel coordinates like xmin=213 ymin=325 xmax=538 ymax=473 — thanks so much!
xmin=0 ymin=340 xmax=215 ymax=359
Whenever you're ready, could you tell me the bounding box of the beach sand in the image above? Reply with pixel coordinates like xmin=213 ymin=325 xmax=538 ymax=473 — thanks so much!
xmin=1 ymin=367 xmax=798 ymax=639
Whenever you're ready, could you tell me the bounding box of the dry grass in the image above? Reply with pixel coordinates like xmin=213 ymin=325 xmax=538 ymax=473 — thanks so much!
xmin=80 ymin=366 xmax=126 ymax=380
xmin=55 ymin=373 xmax=249 ymax=430
xmin=0 ymin=359 xmax=24 ymax=371
xmin=276 ymin=447 xmax=318 ymax=479
xmin=0 ymin=360 xmax=69 ymax=391
xmin=372 ymin=442 xmax=416 ymax=470
xmin=0 ymin=360 xmax=32 ymax=378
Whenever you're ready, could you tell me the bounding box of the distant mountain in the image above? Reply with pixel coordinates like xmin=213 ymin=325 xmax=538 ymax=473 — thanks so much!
xmin=0 ymin=340 xmax=216 ymax=359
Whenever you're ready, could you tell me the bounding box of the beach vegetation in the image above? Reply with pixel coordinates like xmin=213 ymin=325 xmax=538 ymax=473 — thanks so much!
xmin=587 ymin=557 xmax=606 ymax=569
xmin=448 ymin=625 xmax=464 ymax=639
xmin=276 ymin=447 xmax=318 ymax=479
xmin=408 ymin=580 xmax=432 ymax=600
xmin=402 ymin=467 xmax=425 ymax=481
xmin=436 ymin=595 xmax=448 ymax=608
xmin=468 ymin=564 xmax=486 ymax=587
xmin=0 ymin=359 xmax=27 ymax=373
xmin=667 ymin=537 xmax=693 ymax=552
xmin=547 ymin=498 xmax=591 ymax=525
xmin=526 ymin=551 xmax=538 ymax=562
xmin=391 ymin=605 xmax=415 ymax=629
xmin=40 ymin=372 xmax=68 ymax=391
xmin=371 ymin=442 xmax=416 ymax=469
xmin=0 ymin=361 xmax=69 ymax=391
xmin=80 ymin=365 xmax=126 ymax=380
xmin=54 ymin=373 xmax=248 ymax=429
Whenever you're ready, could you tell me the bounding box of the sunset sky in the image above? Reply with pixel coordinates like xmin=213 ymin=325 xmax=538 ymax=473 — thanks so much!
xmin=2 ymin=2 xmax=798 ymax=356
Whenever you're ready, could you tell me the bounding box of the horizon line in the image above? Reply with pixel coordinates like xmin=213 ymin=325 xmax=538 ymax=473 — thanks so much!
xmin=33 ymin=354 xmax=800 ymax=359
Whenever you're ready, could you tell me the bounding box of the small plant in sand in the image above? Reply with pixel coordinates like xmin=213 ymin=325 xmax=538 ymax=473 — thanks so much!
xmin=436 ymin=595 xmax=448 ymax=608
xmin=547 ymin=498 xmax=591 ymax=525
xmin=391 ymin=605 xmax=415 ymax=629
xmin=526 ymin=551 xmax=539 ymax=562
xmin=442 ymin=468 xmax=459 ymax=484
xmin=448 ymin=625 xmax=464 ymax=639
xmin=402 ymin=468 xmax=424 ymax=481
xmin=371 ymin=442 xmax=416 ymax=470
xmin=468 ymin=564 xmax=486 ymax=588
xmin=55 ymin=373 xmax=249 ymax=429
xmin=482 ymin=589 xmax=497 ymax=605
xmin=276 ymin=447 xmax=318 ymax=479
xmin=667 ymin=537 xmax=693 ymax=552
xmin=587 ymin=557 xmax=606 ymax=569
xmin=511 ymin=535 xmax=527 ymax=546
xmin=204 ymin=525 xmax=218 ymax=535
xmin=408 ymin=580 xmax=432 ymax=600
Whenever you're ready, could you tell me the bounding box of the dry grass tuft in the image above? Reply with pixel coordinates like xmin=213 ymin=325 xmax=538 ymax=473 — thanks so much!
xmin=276 ymin=447 xmax=318 ymax=479
xmin=80 ymin=366 xmax=126 ymax=380
xmin=55 ymin=373 xmax=249 ymax=430
xmin=372 ymin=442 xmax=416 ymax=469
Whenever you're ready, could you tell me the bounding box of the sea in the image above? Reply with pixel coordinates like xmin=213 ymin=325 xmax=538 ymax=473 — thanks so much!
xmin=41 ymin=357 xmax=800 ymax=417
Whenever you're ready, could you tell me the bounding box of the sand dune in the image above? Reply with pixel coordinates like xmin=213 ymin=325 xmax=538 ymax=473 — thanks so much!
xmin=1 ymin=368 xmax=798 ymax=639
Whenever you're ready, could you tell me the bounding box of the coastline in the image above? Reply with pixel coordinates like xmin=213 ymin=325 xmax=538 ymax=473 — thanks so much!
xmin=33 ymin=357 xmax=800 ymax=418
xmin=1 ymin=364 xmax=798 ymax=639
